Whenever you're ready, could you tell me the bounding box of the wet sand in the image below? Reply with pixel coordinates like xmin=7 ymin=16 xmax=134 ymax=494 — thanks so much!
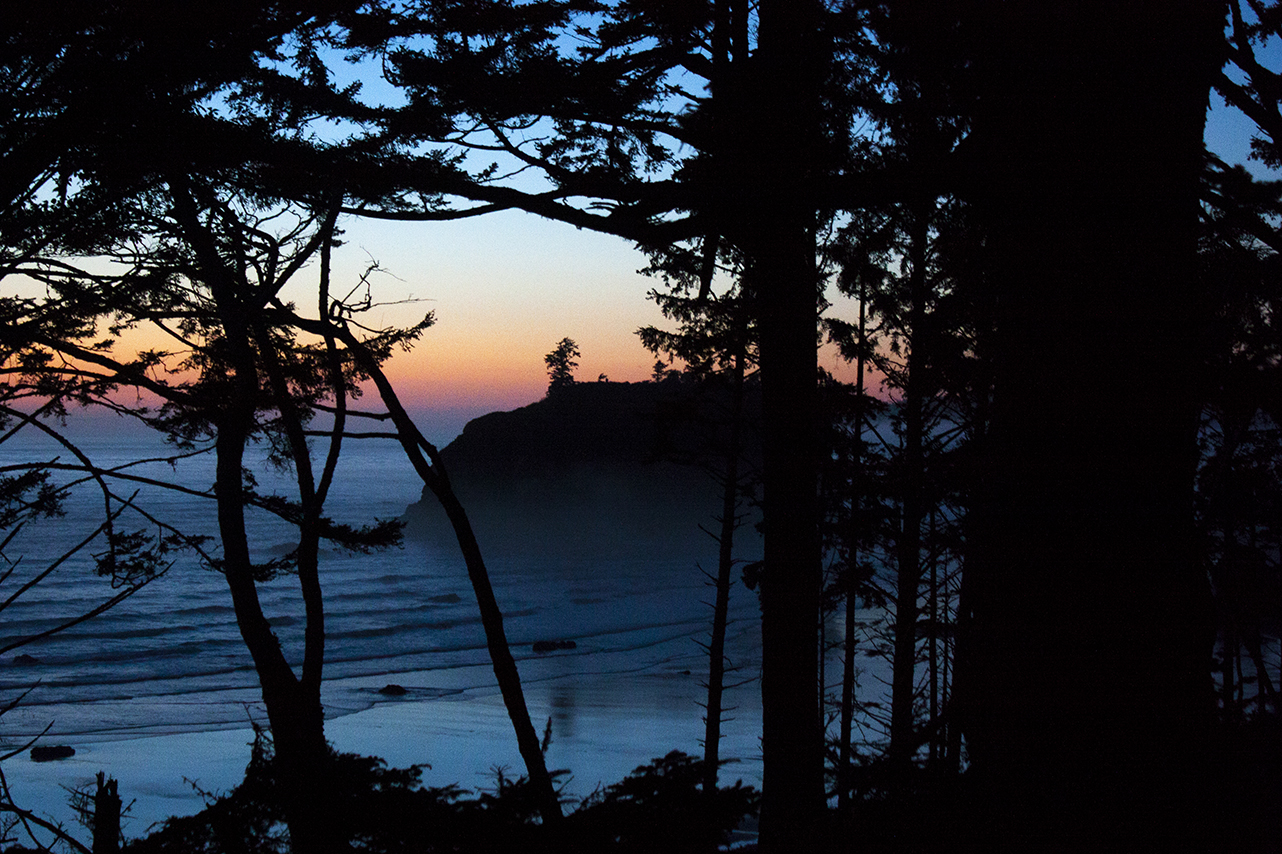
xmin=1 ymin=628 xmax=764 ymax=842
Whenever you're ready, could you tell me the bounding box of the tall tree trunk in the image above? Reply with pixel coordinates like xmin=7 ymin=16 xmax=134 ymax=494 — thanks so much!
xmin=170 ymin=179 xmax=334 ymax=852
xmin=888 ymin=210 xmax=929 ymax=785
xmin=212 ymin=386 xmax=331 ymax=854
xmin=751 ymin=1 xmax=827 ymax=848
xmin=838 ymin=281 xmax=869 ymax=815
xmin=960 ymin=4 xmax=1221 ymax=846
xmin=927 ymin=508 xmax=938 ymax=766
xmin=704 ymin=347 xmax=746 ymax=794
xmin=944 ymin=284 xmax=993 ymax=779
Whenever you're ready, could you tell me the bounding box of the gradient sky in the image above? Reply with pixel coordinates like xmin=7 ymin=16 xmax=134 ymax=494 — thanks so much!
xmin=323 ymin=212 xmax=678 ymax=446
xmin=338 ymin=92 xmax=1268 ymax=446
xmin=19 ymin=72 xmax=1270 ymax=449
xmin=323 ymin=210 xmax=863 ymax=445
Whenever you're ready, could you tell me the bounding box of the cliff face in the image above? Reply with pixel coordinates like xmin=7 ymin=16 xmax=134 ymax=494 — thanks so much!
xmin=403 ymin=379 xmax=762 ymax=561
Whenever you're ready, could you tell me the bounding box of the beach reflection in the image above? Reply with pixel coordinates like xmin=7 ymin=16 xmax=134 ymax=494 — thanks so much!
xmin=550 ymin=682 xmax=576 ymax=740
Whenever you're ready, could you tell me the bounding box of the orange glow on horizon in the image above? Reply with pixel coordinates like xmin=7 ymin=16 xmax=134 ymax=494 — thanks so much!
xmin=378 ymin=319 xmax=659 ymax=414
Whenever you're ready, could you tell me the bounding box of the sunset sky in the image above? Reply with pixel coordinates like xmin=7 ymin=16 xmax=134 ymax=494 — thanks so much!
xmin=16 ymin=80 xmax=1268 ymax=449
xmin=332 ymin=211 xmax=664 ymax=434
xmin=326 ymin=89 xmax=1265 ymax=445
xmin=331 ymin=209 xmax=865 ymax=444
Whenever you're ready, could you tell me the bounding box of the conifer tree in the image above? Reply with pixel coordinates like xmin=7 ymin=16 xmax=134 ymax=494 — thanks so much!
xmin=544 ymin=337 xmax=581 ymax=395
xmin=638 ymin=242 xmax=758 ymax=795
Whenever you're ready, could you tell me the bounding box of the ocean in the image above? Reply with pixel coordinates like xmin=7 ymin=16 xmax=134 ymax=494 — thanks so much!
xmin=0 ymin=416 xmax=766 ymax=832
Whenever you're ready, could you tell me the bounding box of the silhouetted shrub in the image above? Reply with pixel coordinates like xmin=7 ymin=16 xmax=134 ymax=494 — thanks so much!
xmin=569 ymin=751 xmax=759 ymax=853
xmin=124 ymin=735 xmax=757 ymax=854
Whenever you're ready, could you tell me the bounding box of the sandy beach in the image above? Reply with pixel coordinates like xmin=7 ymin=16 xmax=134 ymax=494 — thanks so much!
xmin=2 ymin=626 xmax=764 ymax=843
xmin=0 ymin=424 xmax=769 ymax=843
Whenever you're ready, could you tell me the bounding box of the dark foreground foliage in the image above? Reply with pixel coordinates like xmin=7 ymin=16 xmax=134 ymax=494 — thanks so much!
xmin=123 ymin=731 xmax=758 ymax=854
xmin=815 ymin=712 xmax=1282 ymax=854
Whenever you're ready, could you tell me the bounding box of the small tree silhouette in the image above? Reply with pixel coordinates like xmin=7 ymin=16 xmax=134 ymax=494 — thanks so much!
xmin=544 ymin=338 xmax=581 ymax=395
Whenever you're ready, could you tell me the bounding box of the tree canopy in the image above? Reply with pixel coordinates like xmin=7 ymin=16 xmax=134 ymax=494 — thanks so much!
xmin=2 ymin=2 xmax=1280 ymax=852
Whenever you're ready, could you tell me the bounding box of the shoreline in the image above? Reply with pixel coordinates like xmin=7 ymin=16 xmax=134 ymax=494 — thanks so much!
xmin=1 ymin=632 xmax=765 ymax=840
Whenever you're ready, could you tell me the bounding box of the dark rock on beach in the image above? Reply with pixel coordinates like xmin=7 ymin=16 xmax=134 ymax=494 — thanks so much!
xmin=12 ymin=654 xmax=38 ymax=666
xmin=30 ymin=745 xmax=75 ymax=762
xmin=378 ymin=684 xmax=408 ymax=696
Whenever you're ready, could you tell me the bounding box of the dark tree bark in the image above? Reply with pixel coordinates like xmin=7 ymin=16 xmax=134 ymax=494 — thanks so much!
xmin=838 ymin=281 xmax=869 ymax=815
xmin=703 ymin=347 xmax=746 ymax=794
xmin=327 ymin=317 xmax=564 ymax=827
xmin=959 ymin=3 xmax=1223 ymax=846
xmin=750 ymin=1 xmax=828 ymax=847
xmin=170 ymin=180 xmax=335 ymax=853
xmin=888 ymin=208 xmax=929 ymax=784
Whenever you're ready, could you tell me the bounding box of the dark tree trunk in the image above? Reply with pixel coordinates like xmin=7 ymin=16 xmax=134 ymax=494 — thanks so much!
xmin=431 ymin=483 xmax=563 ymax=825
xmin=335 ymin=324 xmax=563 ymax=827
xmin=751 ymin=1 xmax=827 ymax=848
xmin=703 ymin=348 xmax=746 ymax=794
xmin=211 ymin=359 xmax=333 ymax=854
xmin=960 ymin=4 xmax=1222 ymax=846
xmin=941 ymin=522 xmax=972 ymax=777
xmin=838 ymin=283 xmax=869 ymax=814
xmin=926 ymin=508 xmax=938 ymax=766
xmin=170 ymin=179 xmax=335 ymax=853
xmin=212 ymin=390 xmax=332 ymax=854
xmin=888 ymin=210 xmax=929 ymax=784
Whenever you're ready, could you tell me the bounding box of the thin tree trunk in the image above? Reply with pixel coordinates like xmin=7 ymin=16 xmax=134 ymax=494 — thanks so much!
xmin=432 ymin=482 xmax=562 ymax=824
xmin=331 ymin=321 xmax=563 ymax=826
xmin=704 ymin=348 xmax=746 ymax=794
xmin=945 ymin=293 xmax=992 ymax=779
xmin=942 ymin=535 xmax=969 ymax=777
xmin=1246 ymin=634 xmax=1278 ymax=710
xmin=838 ymin=281 xmax=869 ymax=815
xmin=927 ymin=509 xmax=938 ymax=766
xmin=169 ymin=178 xmax=333 ymax=852
xmin=939 ymin=559 xmax=953 ymax=767
xmin=888 ymin=210 xmax=929 ymax=784
xmin=1244 ymin=521 xmax=1277 ymax=710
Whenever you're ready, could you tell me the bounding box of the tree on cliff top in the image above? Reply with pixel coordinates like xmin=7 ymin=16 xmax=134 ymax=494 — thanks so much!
xmin=545 ymin=337 xmax=581 ymax=395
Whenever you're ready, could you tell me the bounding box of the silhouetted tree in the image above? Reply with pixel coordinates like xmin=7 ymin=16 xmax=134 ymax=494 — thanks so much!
xmin=3 ymin=3 xmax=584 ymax=838
xmin=819 ymin=278 xmax=883 ymax=815
xmin=10 ymin=2 xmax=1279 ymax=848
xmin=638 ymin=248 xmax=759 ymax=795
xmin=10 ymin=178 xmax=412 ymax=851
xmin=544 ymin=337 xmax=580 ymax=395
xmin=276 ymin=217 xmax=565 ymax=825
xmin=0 ymin=4 xmax=411 ymax=848
xmin=1200 ymin=12 xmax=1282 ymax=725
xmin=952 ymin=3 xmax=1224 ymax=846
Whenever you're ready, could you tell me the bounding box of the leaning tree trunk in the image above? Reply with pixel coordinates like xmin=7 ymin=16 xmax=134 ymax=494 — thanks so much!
xmin=331 ymin=321 xmax=563 ymax=827
xmin=959 ymin=4 xmax=1222 ymax=847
